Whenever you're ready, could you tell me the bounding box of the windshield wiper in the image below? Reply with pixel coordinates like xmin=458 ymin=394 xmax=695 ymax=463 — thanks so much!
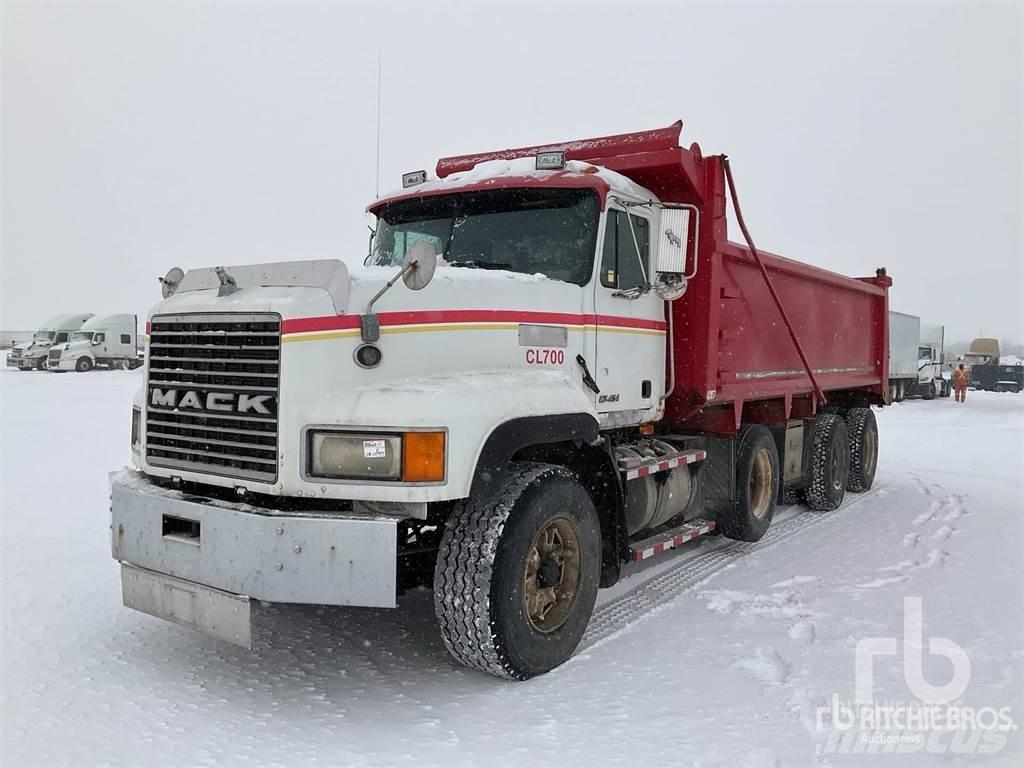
xmin=447 ymin=260 xmax=512 ymax=271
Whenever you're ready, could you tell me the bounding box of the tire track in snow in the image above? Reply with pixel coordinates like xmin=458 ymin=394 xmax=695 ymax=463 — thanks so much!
xmin=580 ymin=483 xmax=892 ymax=650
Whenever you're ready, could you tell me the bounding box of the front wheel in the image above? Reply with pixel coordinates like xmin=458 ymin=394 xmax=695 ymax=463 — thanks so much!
xmin=34 ymin=357 xmax=47 ymax=371
xmin=434 ymin=462 xmax=601 ymax=680
xmin=75 ymin=356 xmax=93 ymax=373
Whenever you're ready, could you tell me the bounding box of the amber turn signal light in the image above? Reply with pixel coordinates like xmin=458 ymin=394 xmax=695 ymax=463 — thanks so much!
xmin=402 ymin=432 xmax=445 ymax=482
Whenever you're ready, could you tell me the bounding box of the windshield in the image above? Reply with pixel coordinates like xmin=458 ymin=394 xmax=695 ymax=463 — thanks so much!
xmin=32 ymin=331 xmax=55 ymax=342
xmin=369 ymin=188 xmax=600 ymax=285
xmin=71 ymin=331 xmax=94 ymax=342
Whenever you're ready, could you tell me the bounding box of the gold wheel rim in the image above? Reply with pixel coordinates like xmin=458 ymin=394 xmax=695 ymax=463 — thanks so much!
xmin=523 ymin=517 xmax=582 ymax=633
xmin=749 ymin=448 xmax=773 ymax=520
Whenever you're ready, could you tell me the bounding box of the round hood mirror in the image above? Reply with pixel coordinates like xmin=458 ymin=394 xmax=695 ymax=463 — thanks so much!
xmin=158 ymin=268 xmax=185 ymax=296
xmin=160 ymin=267 xmax=185 ymax=298
xmin=401 ymin=241 xmax=438 ymax=291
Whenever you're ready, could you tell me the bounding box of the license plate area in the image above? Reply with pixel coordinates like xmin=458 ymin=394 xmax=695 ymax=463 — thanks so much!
xmin=121 ymin=564 xmax=251 ymax=648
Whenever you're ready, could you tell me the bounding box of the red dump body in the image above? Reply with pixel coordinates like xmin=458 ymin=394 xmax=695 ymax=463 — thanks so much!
xmin=438 ymin=121 xmax=891 ymax=433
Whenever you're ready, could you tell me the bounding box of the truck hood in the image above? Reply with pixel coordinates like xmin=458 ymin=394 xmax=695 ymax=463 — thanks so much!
xmin=147 ymin=258 xmax=590 ymax=389
xmin=14 ymin=341 xmax=49 ymax=355
xmin=139 ymin=259 xmax=600 ymax=500
xmin=150 ymin=260 xmax=584 ymax=336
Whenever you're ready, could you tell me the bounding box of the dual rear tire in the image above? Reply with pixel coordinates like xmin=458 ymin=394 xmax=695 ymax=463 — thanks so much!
xmin=718 ymin=425 xmax=778 ymax=542
xmin=804 ymin=407 xmax=878 ymax=511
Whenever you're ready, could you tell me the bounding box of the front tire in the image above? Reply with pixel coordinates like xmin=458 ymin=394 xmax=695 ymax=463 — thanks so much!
xmin=34 ymin=357 xmax=47 ymax=371
xmin=805 ymin=413 xmax=850 ymax=511
xmin=75 ymin=357 xmax=93 ymax=372
xmin=434 ymin=462 xmax=601 ymax=680
xmin=718 ymin=425 xmax=778 ymax=542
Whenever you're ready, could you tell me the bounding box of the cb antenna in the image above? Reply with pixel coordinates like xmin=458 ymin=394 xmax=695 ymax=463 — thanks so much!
xmin=375 ymin=47 xmax=382 ymax=198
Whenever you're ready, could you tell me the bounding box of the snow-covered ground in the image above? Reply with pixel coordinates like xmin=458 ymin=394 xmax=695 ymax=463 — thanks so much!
xmin=2 ymin=355 xmax=1022 ymax=767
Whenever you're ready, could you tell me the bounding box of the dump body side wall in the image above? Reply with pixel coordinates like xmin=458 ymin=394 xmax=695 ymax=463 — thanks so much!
xmin=665 ymin=242 xmax=888 ymax=427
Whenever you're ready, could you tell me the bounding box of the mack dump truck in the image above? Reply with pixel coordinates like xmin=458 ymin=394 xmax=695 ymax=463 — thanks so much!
xmin=111 ymin=122 xmax=891 ymax=679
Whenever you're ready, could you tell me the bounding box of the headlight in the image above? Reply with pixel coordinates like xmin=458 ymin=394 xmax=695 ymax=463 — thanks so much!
xmin=131 ymin=406 xmax=141 ymax=451
xmin=308 ymin=430 xmax=445 ymax=482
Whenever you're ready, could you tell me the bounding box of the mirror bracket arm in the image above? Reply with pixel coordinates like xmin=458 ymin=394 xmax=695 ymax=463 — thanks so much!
xmin=360 ymin=261 xmax=417 ymax=342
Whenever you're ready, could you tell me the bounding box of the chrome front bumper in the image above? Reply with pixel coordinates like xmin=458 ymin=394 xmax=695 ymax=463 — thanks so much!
xmin=110 ymin=470 xmax=399 ymax=624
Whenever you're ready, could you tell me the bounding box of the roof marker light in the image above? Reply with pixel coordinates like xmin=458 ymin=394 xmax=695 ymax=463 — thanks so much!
xmin=402 ymin=170 xmax=427 ymax=188
xmin=535 ymin=151 xmax=565 ymax=171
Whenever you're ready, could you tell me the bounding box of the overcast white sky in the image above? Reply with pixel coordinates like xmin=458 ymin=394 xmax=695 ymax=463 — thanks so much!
xmin=2 ymin=1 xmax=1021 ymax=343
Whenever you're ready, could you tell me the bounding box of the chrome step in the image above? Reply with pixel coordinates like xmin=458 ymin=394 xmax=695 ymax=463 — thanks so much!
xmin=618 ymin=448 xmax=706 ymax=480
xmin=628 ymin=518 xmax=716 ymax=562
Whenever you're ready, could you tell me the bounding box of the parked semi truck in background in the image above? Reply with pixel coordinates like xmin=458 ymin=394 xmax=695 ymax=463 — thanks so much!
xmin=6 ymin=313 xmax=94 ymax=371
xmin=887 ymin=311 xmax=949 ymax=400
xmin=50 ymin=314 xmax=142 ymax=372
xmin=110 ymin=122 xmax=891 ymax=679
xmin=962 ymin=337 xmax=1000 ymax=369
xmin=968 ymin=361 xmax=1023 ymax=393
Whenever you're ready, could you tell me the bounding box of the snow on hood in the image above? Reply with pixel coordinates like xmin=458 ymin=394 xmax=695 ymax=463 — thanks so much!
xmin=347 ymin=263 xmax=550 ymax=286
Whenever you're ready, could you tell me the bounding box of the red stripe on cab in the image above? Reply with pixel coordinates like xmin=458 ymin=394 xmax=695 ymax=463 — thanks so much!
xmin=280 ymin=310 xmax=667 ymax=335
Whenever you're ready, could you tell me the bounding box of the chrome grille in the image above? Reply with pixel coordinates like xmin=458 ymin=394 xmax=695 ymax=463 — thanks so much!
xmin=145 ymin=313 xmax=280 ymax=482
xmin=48 ymin=348 xmax=62 ymax=363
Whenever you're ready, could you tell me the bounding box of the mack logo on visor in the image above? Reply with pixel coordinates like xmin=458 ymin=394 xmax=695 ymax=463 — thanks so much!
xmin=149 ymin=387 xmax=276 ymax=415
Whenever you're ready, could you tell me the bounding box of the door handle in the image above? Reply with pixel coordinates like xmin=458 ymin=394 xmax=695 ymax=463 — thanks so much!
xmin=576 ymin=354 xmax=600 ymax=394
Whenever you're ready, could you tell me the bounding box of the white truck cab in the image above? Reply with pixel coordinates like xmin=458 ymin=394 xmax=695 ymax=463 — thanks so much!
xmin=112 ymin=157 xmax=681 ymax=672
xmin=6 ymin=313 xmax=94 ymax=371
xmin=51 ymin=314 xmax=141 ymax=372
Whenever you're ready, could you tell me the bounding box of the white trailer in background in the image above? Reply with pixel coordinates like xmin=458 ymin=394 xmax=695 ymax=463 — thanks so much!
xmin=50 ymin=314 xmax=142 ymax=372
xmin=888 ymin=311 xmax=949 ymax=401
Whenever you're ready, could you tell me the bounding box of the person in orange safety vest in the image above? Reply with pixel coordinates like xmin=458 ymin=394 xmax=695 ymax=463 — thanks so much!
xmin=952 ymin=363 xmax=969 ymax=402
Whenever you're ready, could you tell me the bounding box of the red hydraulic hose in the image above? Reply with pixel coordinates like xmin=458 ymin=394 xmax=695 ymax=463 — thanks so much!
xmin=722 ymin=156 xmax=828 ymax=406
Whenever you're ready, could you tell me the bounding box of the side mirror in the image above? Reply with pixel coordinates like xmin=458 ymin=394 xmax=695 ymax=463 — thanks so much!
xmin=656 ymin=208 xmax=691 ymax=273
xmin=92 ymin=338 xmax=102 ymax=346
xmin=360 ymin=241 xmax=439 ymax=342
xmin=653 ymin=205 xmax=699 ymax=300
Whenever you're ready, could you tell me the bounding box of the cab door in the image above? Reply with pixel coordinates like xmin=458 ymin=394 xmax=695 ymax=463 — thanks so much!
xmin=591 ymin=206 xmax=666 ymax=419
xmin=93 ymin=332 xmax=108 ymax=357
